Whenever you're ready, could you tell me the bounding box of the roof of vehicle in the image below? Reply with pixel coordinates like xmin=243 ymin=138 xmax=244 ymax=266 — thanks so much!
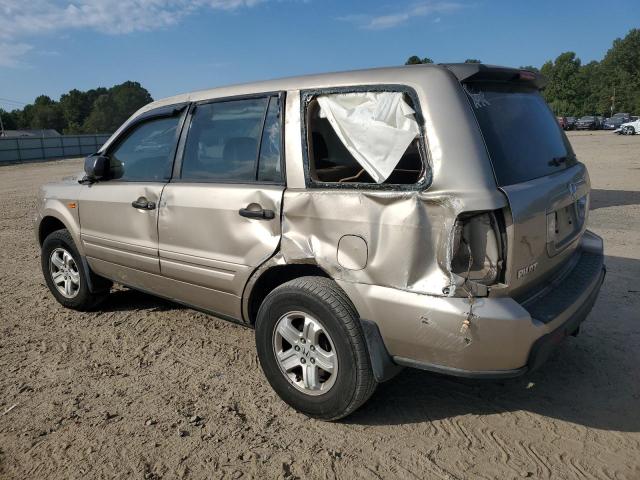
xmin=140 ymin=63 xmax=542 ymax=114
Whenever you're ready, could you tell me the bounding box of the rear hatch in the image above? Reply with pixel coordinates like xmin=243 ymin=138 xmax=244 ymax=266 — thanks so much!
xmin=454 ymin=67 xmax=589 ymax=297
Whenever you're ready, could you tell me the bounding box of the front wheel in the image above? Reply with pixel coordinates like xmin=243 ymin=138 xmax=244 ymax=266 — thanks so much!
xmin=41 ymin=229 xmax=110 ymax=310
xmin=255 ymin=276 xmax=377 ymax=420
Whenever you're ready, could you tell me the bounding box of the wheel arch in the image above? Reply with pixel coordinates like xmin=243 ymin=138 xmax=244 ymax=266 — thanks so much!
xmin=243 ymin=258 xmax=402 ymax=383
xmin=243 ymin=260 xmax=331 ymax=326
xmin=38 ymin=215 xmax=68 ymax=246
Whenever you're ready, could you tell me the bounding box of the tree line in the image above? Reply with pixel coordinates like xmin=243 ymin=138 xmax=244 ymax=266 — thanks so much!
xmin=406 ymin=28 xmax=640 ymax=117
xmin=2 ymin=29 xmax=638 ymax=134
xmin=0 ymin=81 xmax=153 ymax=134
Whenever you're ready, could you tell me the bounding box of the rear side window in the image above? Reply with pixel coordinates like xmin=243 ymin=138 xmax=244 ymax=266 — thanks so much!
xmin=109 ymin=116 xmax=180 ymax=182
xmin=181 ymin=96 xmax=282 ymax=183
xmin=305 ymin=90 xmax=425 ymax=186
xmin=466 ymin=83 xmax=576 ymax=186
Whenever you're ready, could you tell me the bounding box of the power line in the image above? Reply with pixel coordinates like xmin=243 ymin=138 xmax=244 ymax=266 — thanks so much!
xmin=0 ymin=97 xmax=28 ymax=106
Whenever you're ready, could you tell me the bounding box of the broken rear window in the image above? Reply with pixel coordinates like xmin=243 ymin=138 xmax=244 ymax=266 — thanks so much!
xmin=305 ymin=91 xmax=425 ymax=185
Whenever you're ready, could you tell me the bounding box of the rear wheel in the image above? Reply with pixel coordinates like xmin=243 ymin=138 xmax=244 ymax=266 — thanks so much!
xmin=255 ymin=276 xmax=377 ymax=420
xmin=41 ymin=229 xmax=110 ymax=310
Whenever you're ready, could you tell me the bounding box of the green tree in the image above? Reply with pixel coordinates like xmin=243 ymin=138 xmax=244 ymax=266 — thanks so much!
xmin=402 ymin=29 xmax=640 ymax=117
xmin=27 ymin=95 xmax=67 ymax=131
xmin=598 ymin=28 xmax=640 ymax=114
xmin=16 ymin=104 xmax=34 ymax=129
xmin=0 ymin=109 xmax=18 ymax=131
xmin=405 ymin=56 xmax=434 ymax=65
xmin=3 ymin=82 xmax=150 ymax=134
xmin=540 ymin=52 xmax=582 ymax=116
xmin=60 ymin=89 xmax=90 ymax=132
xmin=577 ymin=61 xmax=603 ymax=115
xmin=31 ymin=103 xmax=66 ymax=131
xmin=82 ymin=81 xmax=152 ymax=133
xmin=59 ymin=87 xmax=109 ymax=133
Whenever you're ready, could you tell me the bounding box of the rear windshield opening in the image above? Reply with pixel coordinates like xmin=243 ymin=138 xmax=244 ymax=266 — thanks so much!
xmin=306 ymin=92 xmax=424 ymax=185
xmin=465 ymin=83 xmax=577 ymax=186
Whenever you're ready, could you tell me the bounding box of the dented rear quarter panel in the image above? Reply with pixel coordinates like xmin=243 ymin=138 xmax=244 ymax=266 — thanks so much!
xmin=279 ymin=67 xmax=507 ymax=297
xmin=270 ymin=68 xmax=518 ymax=370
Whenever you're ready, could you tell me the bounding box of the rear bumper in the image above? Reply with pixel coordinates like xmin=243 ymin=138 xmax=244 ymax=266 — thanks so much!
xmin=526 ymin=259 xmax=605 ymax=372
xmin=340 ymin=231 xmax=605 ymax=379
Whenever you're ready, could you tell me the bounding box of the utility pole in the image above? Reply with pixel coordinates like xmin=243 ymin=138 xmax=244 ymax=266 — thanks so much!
xmin=0 ymin=111 xmax=4 ymax=137
xmin=611 ymin=86 xmax=616 ymax=115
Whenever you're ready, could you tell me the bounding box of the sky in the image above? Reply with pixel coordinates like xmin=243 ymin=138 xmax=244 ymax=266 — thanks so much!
xmin=0 ymin=0 xmax=638 ymax=110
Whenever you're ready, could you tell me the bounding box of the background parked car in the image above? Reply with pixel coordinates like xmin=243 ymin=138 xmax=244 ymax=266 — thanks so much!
xmin=604 ymin=115 xmax=628 ymax=130
xmin=618 ymin=118 xmax=640 ymax=135
xmin=565 ymin=116 xmax=576 ymax=130
xmin=575 ymin=115 xmax=599 ymax=130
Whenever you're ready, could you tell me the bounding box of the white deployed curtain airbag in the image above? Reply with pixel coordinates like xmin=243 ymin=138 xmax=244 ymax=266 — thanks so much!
xmin=316 ymin=92 xmax=420 ymax=184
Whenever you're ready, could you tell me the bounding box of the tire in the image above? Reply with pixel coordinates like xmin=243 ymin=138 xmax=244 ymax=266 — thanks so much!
xmin=255 ymin=276 xmax=377 ymax=420
xmin=41 ymin=229 xmax=110 ymax=311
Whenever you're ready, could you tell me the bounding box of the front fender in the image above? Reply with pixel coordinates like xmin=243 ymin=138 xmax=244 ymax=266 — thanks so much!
xmin=37 ymin=200 xmax=83 ymax=255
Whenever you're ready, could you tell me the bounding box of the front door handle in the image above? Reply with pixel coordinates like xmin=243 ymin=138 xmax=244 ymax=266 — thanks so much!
xmin=131 ymin=197 xmax=156 ymax=210
xmin=239 ymin=204 xmax=275 ymax=220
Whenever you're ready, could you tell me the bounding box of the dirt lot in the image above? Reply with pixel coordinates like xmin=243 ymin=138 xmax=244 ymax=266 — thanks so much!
xmin=1 ymin=131 xmax=639 ymax=479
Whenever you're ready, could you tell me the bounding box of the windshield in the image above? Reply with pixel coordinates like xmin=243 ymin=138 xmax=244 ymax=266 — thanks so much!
xmin=580 ymin=116 xmax=595 ymax=121
xmin=465 ymin=83 xmax=576 ymax=186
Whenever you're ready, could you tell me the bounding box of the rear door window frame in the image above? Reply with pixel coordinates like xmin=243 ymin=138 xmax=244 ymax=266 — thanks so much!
xmin=172 ymin=91 xmax=287 ymax=186
xmin=300 ymin=84 xmax=432 ymax=191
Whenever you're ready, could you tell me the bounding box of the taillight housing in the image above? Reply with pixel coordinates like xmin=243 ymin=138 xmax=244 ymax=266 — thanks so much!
xmin=449 ymin=211 xmax=504 ymax=286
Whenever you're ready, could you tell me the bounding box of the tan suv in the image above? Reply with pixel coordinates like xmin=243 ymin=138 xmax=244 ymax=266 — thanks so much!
xmin=35 ymin=64 xmax=605 ymax=420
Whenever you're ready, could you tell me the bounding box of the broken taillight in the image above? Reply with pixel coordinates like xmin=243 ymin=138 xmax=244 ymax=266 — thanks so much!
xmin=449 ymin=211 xmax=504 ymax=286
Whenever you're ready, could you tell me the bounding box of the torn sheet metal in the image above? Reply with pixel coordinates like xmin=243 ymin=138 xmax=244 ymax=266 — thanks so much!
xmin=280 ymin=189 xmax=458 ymax=295
xmin=316 ymin=92 xmax=420 ymax=183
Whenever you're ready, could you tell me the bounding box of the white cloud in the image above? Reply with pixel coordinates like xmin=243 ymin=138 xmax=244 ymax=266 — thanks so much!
xmin=0 ymin=0 xmax=266 ymax=67
xmin=0 ymin=43 xmax=33 ymax=67
xmin=340 ymin=1 xmax=463 ymax=30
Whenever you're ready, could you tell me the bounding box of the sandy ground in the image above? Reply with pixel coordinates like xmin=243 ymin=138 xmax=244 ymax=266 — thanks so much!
xmin=0 ymin=130 xmax=638 ymax=479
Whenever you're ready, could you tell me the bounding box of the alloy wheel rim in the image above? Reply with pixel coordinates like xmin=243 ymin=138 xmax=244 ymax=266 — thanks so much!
xmin=272 ymin=311 xmax=338 ymax=396
xmin=49 ymin=248 xmax=80 ymax=299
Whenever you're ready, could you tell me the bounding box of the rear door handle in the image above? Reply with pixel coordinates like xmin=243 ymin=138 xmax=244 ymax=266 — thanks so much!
xmin=131 ymin=197 xmax=156 ymax=210
xmin=239 ymin=204 xmax=275 ymax=220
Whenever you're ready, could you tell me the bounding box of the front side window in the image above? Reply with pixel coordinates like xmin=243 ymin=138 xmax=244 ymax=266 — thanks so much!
xmin=109 ymin=116 xmax=180 ymax=182
xmin=181 ymin=96 xmax=282 ymax=182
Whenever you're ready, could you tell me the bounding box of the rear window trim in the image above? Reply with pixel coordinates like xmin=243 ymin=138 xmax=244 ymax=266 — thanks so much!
xmin=300 ymin=84 xmax=432 ymax=191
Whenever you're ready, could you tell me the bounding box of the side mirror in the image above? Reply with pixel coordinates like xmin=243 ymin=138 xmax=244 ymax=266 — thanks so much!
xmin=84 ymin=154 xmax=109 ymax=181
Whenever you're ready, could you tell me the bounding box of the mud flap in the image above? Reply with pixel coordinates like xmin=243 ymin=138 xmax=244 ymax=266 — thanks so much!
xmin=360 ymin=319 xmax=404 ymax=382
xmin=80 ymin=255 xmax=112 ymax=294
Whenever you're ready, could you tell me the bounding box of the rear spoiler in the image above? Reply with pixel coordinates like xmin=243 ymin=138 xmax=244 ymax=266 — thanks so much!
xmin=440 ymin=63 xmax=547 ymax=90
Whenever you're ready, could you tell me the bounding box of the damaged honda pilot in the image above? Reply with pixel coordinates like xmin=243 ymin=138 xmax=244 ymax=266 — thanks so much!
xmin=35 ymin=64 xmax=606 ymax=420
